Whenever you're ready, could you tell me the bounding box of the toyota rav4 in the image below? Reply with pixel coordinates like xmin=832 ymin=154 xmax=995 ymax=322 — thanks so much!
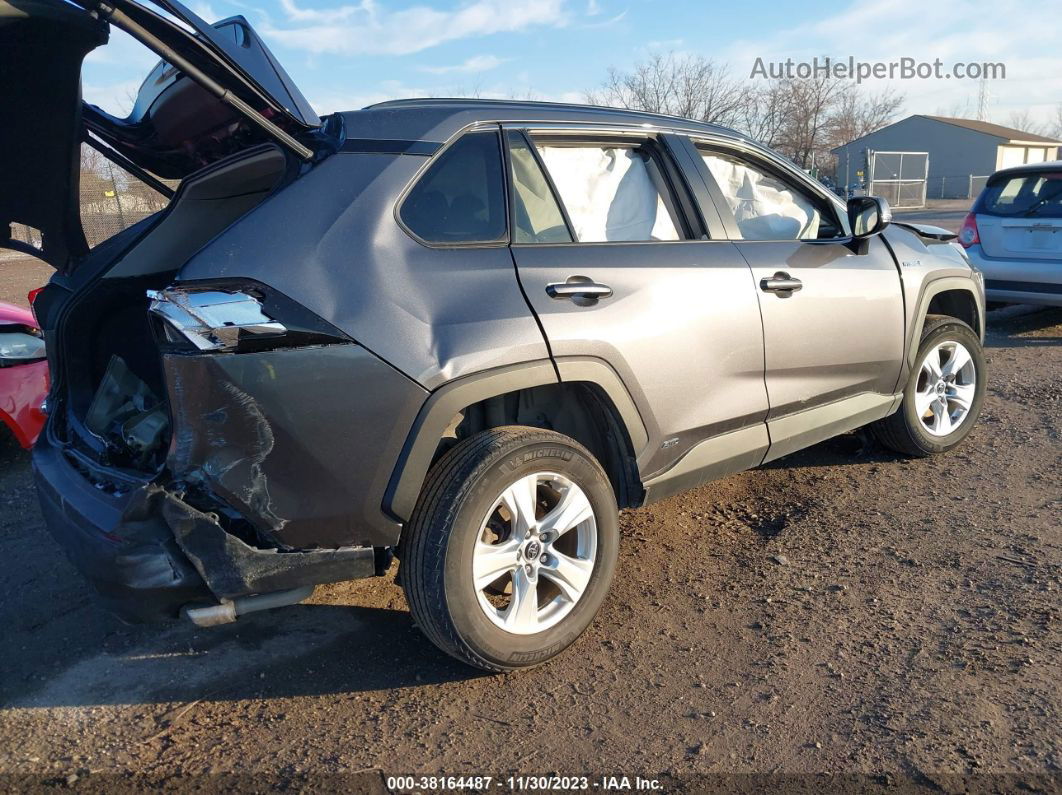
xmin=2 ymin=0 xmax=987 ymax=671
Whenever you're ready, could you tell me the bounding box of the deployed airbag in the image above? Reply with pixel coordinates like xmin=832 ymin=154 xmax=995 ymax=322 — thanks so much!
xmin=701 ymin=152 xmax=821 ymax=241
xmin=537 ymin=145 xmax=680 ymax=242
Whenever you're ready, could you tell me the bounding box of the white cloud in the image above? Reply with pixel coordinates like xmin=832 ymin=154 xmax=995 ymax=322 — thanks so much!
xmin=83 ymin=26 xmax=158 ymax=70
xmin=276 ymin=0 xmax=367 ymax=24
xmin=420 ymin=54 xmax=508 ymax=74
xmin=82 ymin=79 xmax=146 ymax=117
xmin=189 ymin=1 xmax=220 ymax=21
xmin=264 ymin=0 xmax=568 ymax=56
xmin=580 ymin=9 xmax=625 ymax=28
xmin=308 ymin=79 xmax=429 ymax=114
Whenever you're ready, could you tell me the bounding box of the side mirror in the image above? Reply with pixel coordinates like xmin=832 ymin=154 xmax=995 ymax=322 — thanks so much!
xmin=847 ymin=196 xmax=892 ymax=238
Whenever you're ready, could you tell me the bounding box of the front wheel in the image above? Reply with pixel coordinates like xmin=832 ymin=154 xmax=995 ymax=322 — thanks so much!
xmin=871 ymin=314 xmax=986 ymax=456
xmin=400 ymin=427 xmax=619 ymax=672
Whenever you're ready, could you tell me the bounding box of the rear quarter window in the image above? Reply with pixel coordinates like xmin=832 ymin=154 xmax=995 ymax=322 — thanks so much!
xmin=979 ymin=172 xmax=1062 ymax=218
xmin=400 ymin=131 xmax=507 ymax=245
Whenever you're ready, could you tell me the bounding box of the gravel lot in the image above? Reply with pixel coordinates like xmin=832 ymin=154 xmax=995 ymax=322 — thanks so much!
xmin=1 ymin=207 xmax=1058 ymax=792
xmin=0 ymin=255 xmax=51 ymax=308
xmin=0 ymin=303 xmax=1059 ymax=793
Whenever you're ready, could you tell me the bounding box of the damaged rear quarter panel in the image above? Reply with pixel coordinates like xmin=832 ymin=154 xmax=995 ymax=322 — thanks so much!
xmin=163 ymin=343 xmax=427 ymax=549
xmin=175 ymin=151 xmax=550 ymax=389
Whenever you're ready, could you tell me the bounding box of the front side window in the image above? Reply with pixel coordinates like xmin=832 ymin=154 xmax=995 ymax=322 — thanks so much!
xmin=698 ymin=149 xmax=838 ymax=241
xmin=531 ymin=138 xmax=684 ymax=243
xmin=400 ymin=131 xmax=507 ymax=244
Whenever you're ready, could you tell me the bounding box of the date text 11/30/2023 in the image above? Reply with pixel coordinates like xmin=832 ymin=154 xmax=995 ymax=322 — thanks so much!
xmin=386 ymin=775 xmax=663 ymax=791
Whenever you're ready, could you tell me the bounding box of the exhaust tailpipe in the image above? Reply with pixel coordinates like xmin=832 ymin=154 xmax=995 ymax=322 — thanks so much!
xmin=182 ymin=585 xmax=315 ymax=627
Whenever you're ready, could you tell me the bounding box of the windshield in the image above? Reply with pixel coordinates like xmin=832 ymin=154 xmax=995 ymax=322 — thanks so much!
xmin=978 ymin=172 xmax=1062 ymax=218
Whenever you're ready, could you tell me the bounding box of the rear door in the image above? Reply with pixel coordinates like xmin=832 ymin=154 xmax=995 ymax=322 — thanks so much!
xmin=506 ymin=127 xmax=769 ymax=493
xmin=684 ymin=139 xmax=905 ymax=461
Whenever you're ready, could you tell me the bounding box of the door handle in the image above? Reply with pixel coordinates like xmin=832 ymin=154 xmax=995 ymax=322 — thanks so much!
xmin=760 ymin=272 xmax=803 ymax=294
xmin=546 ymin=276 xmax=613 ymax=306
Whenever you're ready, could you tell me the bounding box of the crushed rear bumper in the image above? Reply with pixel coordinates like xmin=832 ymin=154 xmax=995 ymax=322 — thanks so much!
xmin=33 ymin=431 xmax=378 ymax=622
xmin=33 ymin=438 xmax=210 ymax=622
xmin=32 ymin=341 xmax=425 ymax=621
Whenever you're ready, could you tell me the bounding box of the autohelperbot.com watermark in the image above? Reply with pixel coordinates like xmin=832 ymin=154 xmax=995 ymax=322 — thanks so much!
xmin=750 ymin=55 xmax=1006 ymax=83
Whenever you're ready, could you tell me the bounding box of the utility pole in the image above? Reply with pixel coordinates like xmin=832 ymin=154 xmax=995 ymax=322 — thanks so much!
xmin=976 ymin=78 xmax=990 ymax=121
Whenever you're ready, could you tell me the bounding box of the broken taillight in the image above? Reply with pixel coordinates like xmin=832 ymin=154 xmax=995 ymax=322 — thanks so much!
xmin=146 ymin=282 xmax=349 ymax=354
xmin=147 ymin=287 xmax=287 ymax=352
xmin=27 ymin=286 xmax=44 ymax=326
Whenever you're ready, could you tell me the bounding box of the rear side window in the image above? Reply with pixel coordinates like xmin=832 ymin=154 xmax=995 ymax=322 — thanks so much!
xmin=978 ymin=172 xmax=1062 ymax=218
xmin=400 ymin=131 xmax=507 ymax=244
xmin=531 ymin=138 xmax=684 ymax=242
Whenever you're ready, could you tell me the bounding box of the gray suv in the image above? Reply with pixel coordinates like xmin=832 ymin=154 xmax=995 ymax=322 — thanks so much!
xmin=3 ymin=0 xmax=987 ymax=671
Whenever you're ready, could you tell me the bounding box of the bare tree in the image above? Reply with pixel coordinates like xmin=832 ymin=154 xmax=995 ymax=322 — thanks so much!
xmin=772 ymin=75 xmax=842 ymax=169
xmin=587 ymin=54 xmax=901 ymax=172
xmin=586 ymin=52 xmax=751 ymax=128
xmin=828 ymin=85 xmax=903 ymax=149
xmin=1051 ymin=103 xmax=1062 ymax=141
xmin=78 ymin=145 xmax=114 ymax=212
xmin=739 ymin=82 xmax=791 ymax=150
xmin=934 ymin=97 xmax=973 ymax=119
xmin=1006 ymin=109 xmax=1046 ymax=136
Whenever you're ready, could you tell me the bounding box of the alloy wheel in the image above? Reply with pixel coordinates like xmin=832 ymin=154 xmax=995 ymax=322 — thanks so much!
xmin=914 ymin=340 xmax=977 ymax=437
xmin=472 ymin=472 xmax=597 ymax=635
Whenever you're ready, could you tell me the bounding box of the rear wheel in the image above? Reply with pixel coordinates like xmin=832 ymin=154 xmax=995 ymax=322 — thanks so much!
xmin=871 ymin=314 xmax=986 ymax=456
xmin=400 ymin=427 xmax=619 ymax=672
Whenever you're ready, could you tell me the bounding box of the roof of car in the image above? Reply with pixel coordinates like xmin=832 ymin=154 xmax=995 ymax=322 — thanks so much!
xmin=340 ymin=98 xmax=746 ymax=145
xmin=991 ymin=159 xmax=1062 ymax=179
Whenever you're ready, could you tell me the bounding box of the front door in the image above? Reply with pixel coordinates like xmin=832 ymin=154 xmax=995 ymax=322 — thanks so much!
xmin=689 ymin=142 xmax=905 ymax=461
xmin=504 ymin=128 xmax=769 ymax=493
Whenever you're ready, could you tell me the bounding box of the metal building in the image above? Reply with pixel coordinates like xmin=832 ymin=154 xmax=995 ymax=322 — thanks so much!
xmin=832 ymin=115 xmax=1062 ymax=201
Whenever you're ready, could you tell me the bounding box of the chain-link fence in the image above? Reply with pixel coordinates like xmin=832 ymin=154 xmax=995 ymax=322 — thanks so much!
xmin=968 ymin=175 xmax=989 ymax=199
xmin=926 ymin=174 xmax=992 ymax=201
xmin=867 ymin=151 xmax=928 ymax=209
xmin=4 ymin=143 xmax=174 ymax=258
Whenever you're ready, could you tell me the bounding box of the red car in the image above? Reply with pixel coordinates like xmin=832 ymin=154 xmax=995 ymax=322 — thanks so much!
xmin=0 ymin=300 xmax=48 ymax=449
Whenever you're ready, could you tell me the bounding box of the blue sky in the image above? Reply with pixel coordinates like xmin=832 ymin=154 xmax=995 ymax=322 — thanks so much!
xmin=83 ymin=0 xmax=1062 ymax=129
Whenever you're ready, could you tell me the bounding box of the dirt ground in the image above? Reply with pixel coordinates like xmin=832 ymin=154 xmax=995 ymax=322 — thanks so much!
xmin=0 ymin=255 xmax=51 ymax=308
xmin=0 ymin=302 xmax=1058 ymax=793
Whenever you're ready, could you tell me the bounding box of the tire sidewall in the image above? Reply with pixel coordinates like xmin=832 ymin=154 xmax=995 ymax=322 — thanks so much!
xmin=441 ymin=437 xmax=618 ymax=669
xmin=902 ymin=321 xmax=986 ymax=454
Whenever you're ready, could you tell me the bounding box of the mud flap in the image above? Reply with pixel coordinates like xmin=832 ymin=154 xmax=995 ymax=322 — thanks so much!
xmin=158 ymin=489 xmax=375 ymax=599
